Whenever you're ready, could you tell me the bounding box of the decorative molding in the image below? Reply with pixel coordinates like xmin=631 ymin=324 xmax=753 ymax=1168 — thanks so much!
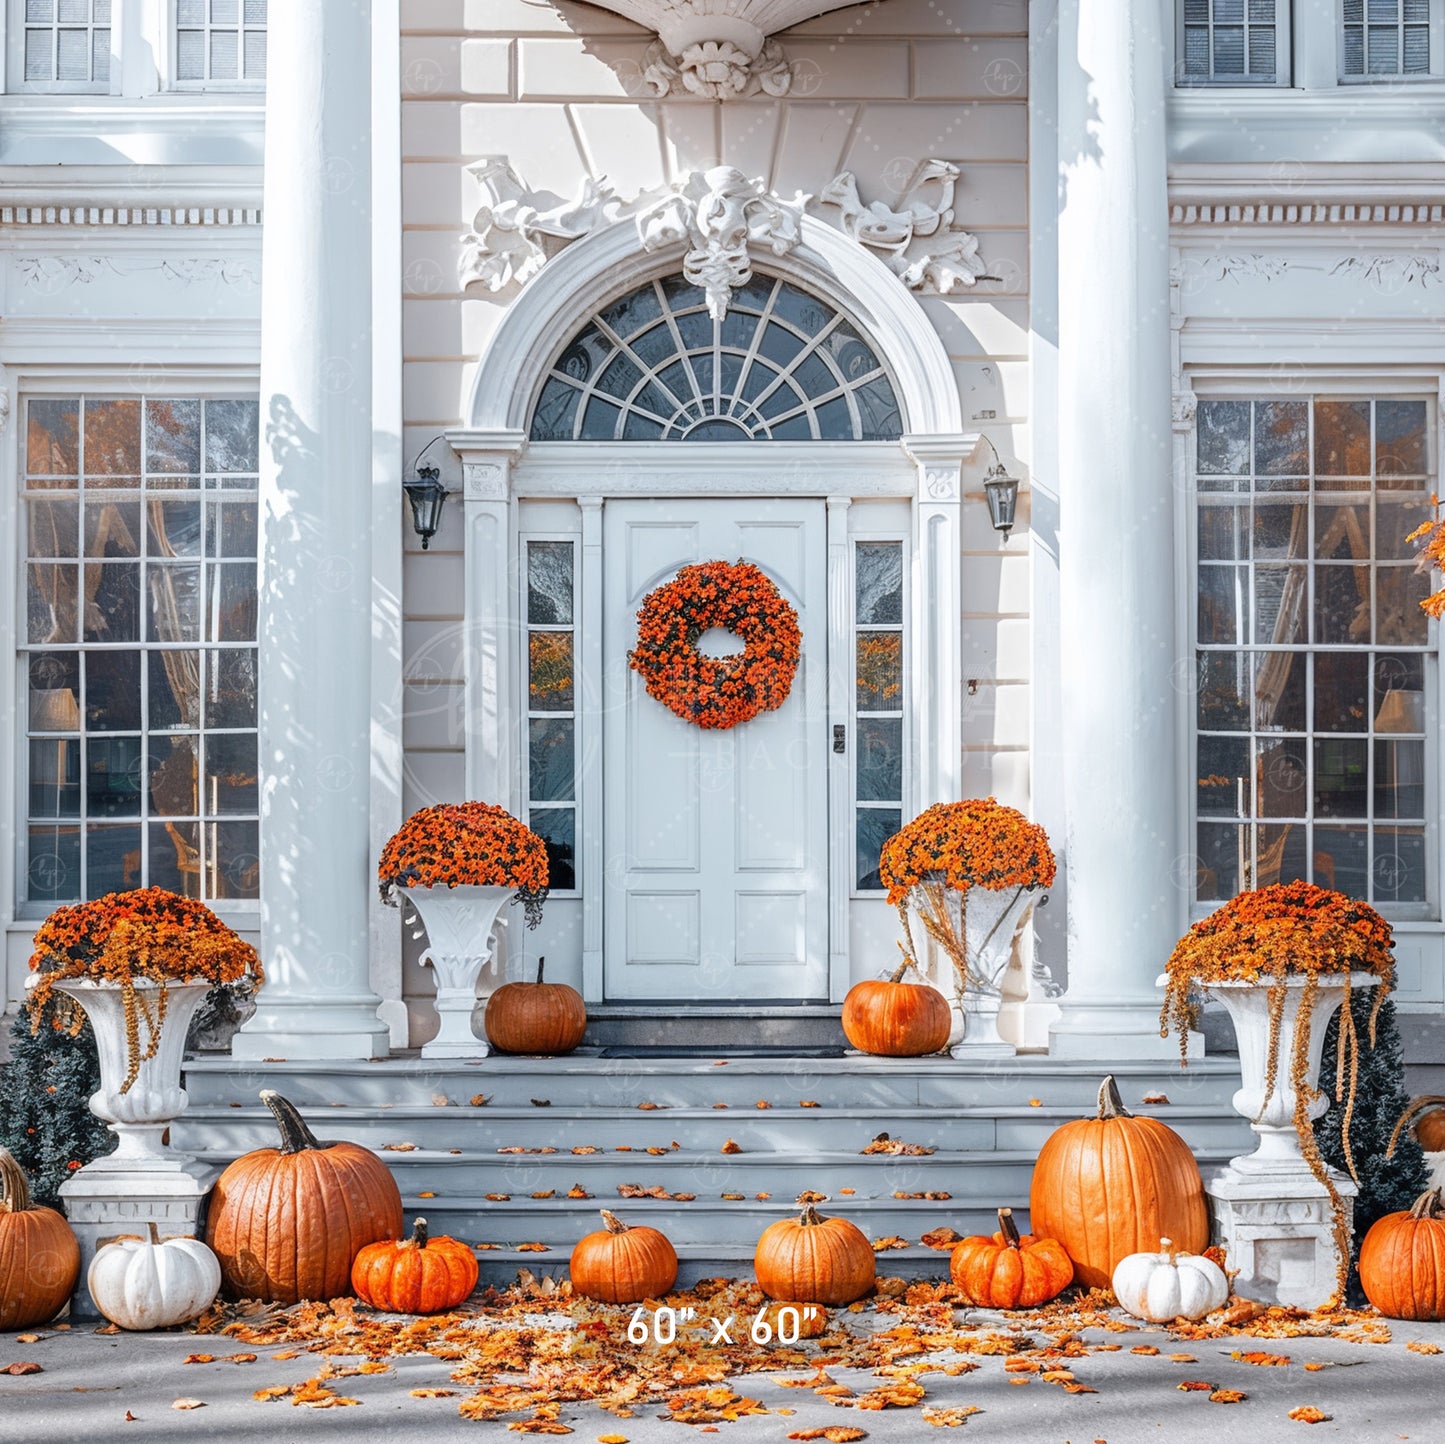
xmin=641 ymin=36 xmax=794 ymax=99
xmin=1171 ymin=201 xmax=1445 ymax=227
xmin=818 ymin=162 xmax=988 ymax=294
xmin=635 ymin=167 xmax=806 ymax=320
xmin=1 ymin=205 xmax=261 ymax=228
xmin=1178 ymin=250 xmax=1441 ymax=289
xmin=15 ymin=254 xmax=260 ymax=293
xmin=578 ymin=0 xmax=858 ymax=64
xmin=463 ymin=462 xmax=508 ymax=502
xmin=459 ymin=158 xmax=989 ymax=312
xmin=0 ymin=384 xmax=9 ymax=436
xmin=1171 ymin=390 xmax=1197 ymax=433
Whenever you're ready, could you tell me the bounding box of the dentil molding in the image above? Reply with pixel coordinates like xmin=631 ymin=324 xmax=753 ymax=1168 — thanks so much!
xmin=1 ymin=205 xmax=261 ymax=228
xmin=459 ymin=159 xmax=989 ymax=314
xmin=584 ymin=0 xmax=856 ymax=98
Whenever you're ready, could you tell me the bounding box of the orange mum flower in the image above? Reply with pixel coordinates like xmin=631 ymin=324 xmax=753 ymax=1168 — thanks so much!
xmin=628 ymin=560 xmax=801 ymax=730
xmin=26 ymin=887 xmax=261 ymax=1093
xmin=378 ymin=802 xmax=549 ymax=928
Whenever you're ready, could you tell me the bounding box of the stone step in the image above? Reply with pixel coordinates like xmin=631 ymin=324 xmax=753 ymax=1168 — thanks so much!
xmin=175 ymin=1101 xmax=1251 ymax=1157
xmin=581 ymin=1004 xmax=847 ymax=1052
xmin=182 ymin=1054 xmax=1243 ymax=1113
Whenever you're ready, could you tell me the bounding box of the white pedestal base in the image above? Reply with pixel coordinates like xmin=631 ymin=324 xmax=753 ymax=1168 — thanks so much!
xmin=61 ymin=1160 xmax=219 ymax=1319
xmin=1206 ymin=1163 xmax=1356 ymax=1311
xmin=1049 ymin=1003 xmax=1200 ymax=1060
xmin=949 ymin=989 xmax=1016 ymax=1059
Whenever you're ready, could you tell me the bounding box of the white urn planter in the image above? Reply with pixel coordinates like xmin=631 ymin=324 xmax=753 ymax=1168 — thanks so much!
xmin=946 ymin=885 xmax=1041 ymax=1059
xmin=1180 ymin=969 xmax=1376 ymax=1310
xmin=1203 ymin=972 xmax=1374 ymax=1175
xmin=399 ymin=884 xmax=512 ymax=1058
xmin=45 ymin=977 xmax=212 ymax=1168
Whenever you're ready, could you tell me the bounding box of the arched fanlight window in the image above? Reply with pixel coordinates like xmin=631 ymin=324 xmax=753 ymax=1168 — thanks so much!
xmin=529 ymin=273 xmax=903 ymax=442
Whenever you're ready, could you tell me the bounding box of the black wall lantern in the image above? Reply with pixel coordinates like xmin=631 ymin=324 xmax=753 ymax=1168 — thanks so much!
xmin=979 ymin=436 xmax=1020 ymax=540
xmin=403 ymin=437 xmax=450 ymax=550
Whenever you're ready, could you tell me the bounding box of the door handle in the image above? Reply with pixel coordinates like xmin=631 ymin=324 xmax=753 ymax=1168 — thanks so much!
xmin=833 ymin=724 xmax=846 ymax=754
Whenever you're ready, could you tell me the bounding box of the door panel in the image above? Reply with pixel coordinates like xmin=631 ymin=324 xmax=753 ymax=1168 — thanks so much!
xmin=603 ymin=498 xmax=828 ymax=1000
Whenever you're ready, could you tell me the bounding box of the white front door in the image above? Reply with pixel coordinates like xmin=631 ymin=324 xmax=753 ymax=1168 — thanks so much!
xmin=603 ymin=498 xmax=829 ymax=1001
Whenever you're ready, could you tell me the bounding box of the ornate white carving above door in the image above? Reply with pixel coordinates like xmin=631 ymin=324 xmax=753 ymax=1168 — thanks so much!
xmin=459 ymin=159 xmax=989 ymax=306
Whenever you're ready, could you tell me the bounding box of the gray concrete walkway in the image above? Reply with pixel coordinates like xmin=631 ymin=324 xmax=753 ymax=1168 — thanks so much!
xmin=2 ymin=1299 xmax=1442 ymax=1443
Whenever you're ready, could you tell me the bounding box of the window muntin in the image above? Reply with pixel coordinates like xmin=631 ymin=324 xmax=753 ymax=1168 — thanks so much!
xmin=22 ymin=395 xmax=260 ymax=909
xmin=174 ymin=0 xmax=266 ymax=85
xmin=525 ymin=540 xmax=577 ymax=891
xmin=1193 ymin=396 xmax=1435 ymax=912
xmin=854 ymin=540 xmax=906 ymax=890
xmin=1342 ymin=0 xmax=1435 ymax=77
xmin=1179 ymin=0 xmax=1287 ymax=84
xmin=19 ymin=0 xmax=111 ymax=90
xmin=530 ymin=274 xmax=903 ymax=443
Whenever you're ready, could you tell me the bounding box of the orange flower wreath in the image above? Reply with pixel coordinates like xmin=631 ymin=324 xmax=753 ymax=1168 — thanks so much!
xmin=629 ymin=560 xmax=802 ymax=730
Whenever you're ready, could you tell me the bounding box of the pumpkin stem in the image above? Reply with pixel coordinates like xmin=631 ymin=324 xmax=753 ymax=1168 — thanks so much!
xmin=1096 ymin=1075 xmax=1133 ymax=1120
xmin=535 ymin=955 xmax=546 ymax=986
xmin=799 ymin=1204 xmax=823 ymax=1227
xmin=600 ymin=1209 xmax=629 ymax=1235
xmin=997 ymin=1207 xmax=1021 ymax=1249
xmin=1160 ymin=1237 xmax=1175 ymax=1255
xmin=412 ymin=1217 xmax=430 ymax=1250
xmin=1408 ymin=1188 xmax=1445 ymax=1221
xmin=888 ymin=956 xmax=914 ymax=984
xmin=260 ymin=1090 xmax=323 ymax=1154
xmin=147 ymin=1221 xmax=161 ymax=1246
xmin=0 ymin=1147 xmax=31 ymax=1214
xmin=1387 ymin=1095 xmax=1445 ymax=1159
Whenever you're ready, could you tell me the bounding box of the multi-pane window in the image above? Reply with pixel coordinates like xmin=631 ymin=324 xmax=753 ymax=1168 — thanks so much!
xmin=525 ymin=541 xmax=577 ymax=891
xmin=1179 ymin=0 xmax=1284 ymax=82
xmin=22 ymin=396 xmax=260 ymax=908
xmin=854 ymin=542 xmax=906 ymax=890
xmin=21 ymin=0 xmax=111 ymax=89
xmin=1342 ymin=0 xmax=1433 ymax=77
xmin=1194 ymin=396 xmax=1434 ymax=911
xmin=531 ymin=273 xmax=902 ymax=443
xmin=175 ymin=0 xmax=266 ymax=85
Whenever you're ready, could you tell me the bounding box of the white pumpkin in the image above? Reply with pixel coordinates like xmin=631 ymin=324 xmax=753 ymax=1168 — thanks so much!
xmin=1111 ymin=1237 xmax=1229 ymax=1323
xmin=87 ymin=1223 xmax=221 ymax=1331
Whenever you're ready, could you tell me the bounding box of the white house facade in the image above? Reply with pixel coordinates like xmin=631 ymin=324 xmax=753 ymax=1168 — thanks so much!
xmin=3 ymin=0 xmax=1444 ymax=1072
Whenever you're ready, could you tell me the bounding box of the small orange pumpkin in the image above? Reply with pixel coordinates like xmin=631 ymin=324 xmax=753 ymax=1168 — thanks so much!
xmin=570 ymin=1209 xmax=677 ymax=1304
xmin=351 ymin=1217 xmax=478 ymax=1314
xmin=841 ymin=959 xmax=951 ymax=1057
xmin=484 ymin=955 xmax=587 ymax=1055
xmin=754 ymin=1204 xmax=876 ymax=1306
xmin=950 ymin=1206 xmax=1073 ymax=1309
xmin=1029 ymin=1075 xmax=1208 ymax=1290
xmin=206 ymin=1090 xmax=404 ymax=1303
xmin=1389 ymin=1096 xmax=1445 ymax=1155
xmin=0 ymin=1147 xmax=80 ymax=1331
xmin=1359 ymin=1187 xmax=1445 ymax=1321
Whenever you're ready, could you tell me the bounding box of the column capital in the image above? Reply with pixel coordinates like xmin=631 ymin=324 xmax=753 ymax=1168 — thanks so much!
xmin=445 ymin=429 xmax=528 ymax=502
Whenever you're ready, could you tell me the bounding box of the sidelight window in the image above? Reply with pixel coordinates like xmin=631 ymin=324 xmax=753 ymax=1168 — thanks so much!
xmin=525 ymin=539 xmax=578 ymax=891
xmin=854 ymin=540 xmax=906 ymax=890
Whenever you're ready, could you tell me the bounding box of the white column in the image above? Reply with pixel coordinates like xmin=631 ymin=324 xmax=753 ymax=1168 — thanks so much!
xmin=236 ymin=0 xmax=388 ymax=1060
xmin=1049 ymin=0 xmax=1181 ymax=1057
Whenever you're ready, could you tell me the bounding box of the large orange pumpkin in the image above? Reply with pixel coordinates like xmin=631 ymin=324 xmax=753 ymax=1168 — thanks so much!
xmin=0 ymin=1147 xmax=80 ymax=1330
xmin=841 ymin=960 xmax=951 ymax=1057
xmin=206 ymin=1090 xmax=404 ymax=1303
xmin=950 ymin=1207 xmax=1073 ymax=1309
xmin=1028 ymin=1075 xmax=1208 ymax=1290
xmin=1359 ymin=1187 xmax=1445 ymax=1321
xmin=570 ymin=1209 xmax=678 ymax=1304
xmin=351 ymin=1217 xmax=478 ymax=1314
xmin=1390 ymin=1096 xmax=1445 ymax=1155
xmin=484 ymin=955 xmax=587 ymax=1055
xmin=754 ymin=1204 xmax=876 ymax=1306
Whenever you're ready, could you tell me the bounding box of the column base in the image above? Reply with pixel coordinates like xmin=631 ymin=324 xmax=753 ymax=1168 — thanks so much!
xmin=233 ymin=995 xmax=391 ymax=1061
xmin=1049 ymin=1000 xmax=1201 ymax=1060
xmin=61 ymin=1160 xmax=220 ymax=1320
xmin=421 ymin=1038 xmax=492 ymax=1059
xmin=950 ymin=1041 xmax=1016 ymax=1060
xmin=1206 ymin=1163 xmax=1356 ymax=1311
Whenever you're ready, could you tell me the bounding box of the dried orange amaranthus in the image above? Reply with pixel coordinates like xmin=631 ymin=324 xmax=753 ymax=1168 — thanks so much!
xmin=1162 ymin=881 xmax=1395 ymax=1300
xmin=378 ymin=802 xmax=549 ymax=927
xmin=628 ymin=560 xmax=801 ymax=730
xmin=879 ymin=799 xmax=1055 ymax=1000
xmin=27 ymin=887 xmax=261 ymax=1093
